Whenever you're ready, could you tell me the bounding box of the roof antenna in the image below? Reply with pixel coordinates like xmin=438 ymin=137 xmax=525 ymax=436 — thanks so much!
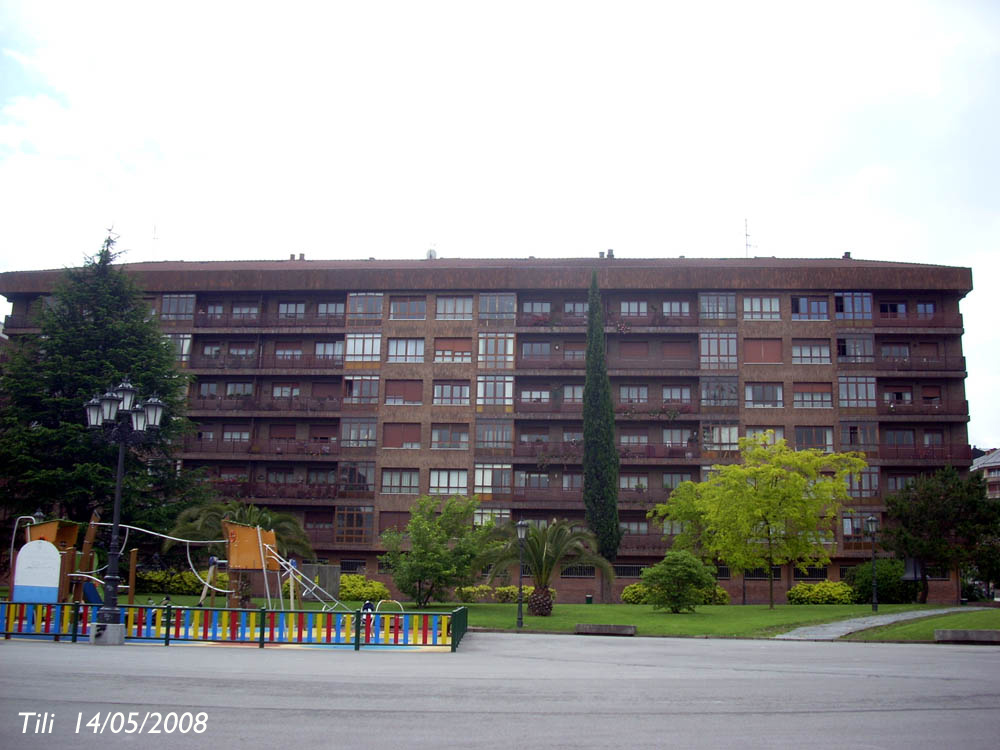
xmin=745 ymin=219 xmax=751 ymax=258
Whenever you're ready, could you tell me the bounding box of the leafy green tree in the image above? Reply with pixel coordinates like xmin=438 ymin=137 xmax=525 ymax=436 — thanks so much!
xmin=582 ymin=271 xmax=621 ymax=562
xmin=480 ymin=519 xmax=614 ymax=615
xmin=649 ymin=432 xmax=866 ymax=608
xmin=845 ymin=559 xmax=918 ymax=605
xmin=641 ymin=550 xmax=717 ymax=613
xmin=379 ymin=495 xmax=494 ymax=607
xmin=882 ymin=467 xmax=1000 ymax=603
xmin=0 ymin=237 xmax=205 ymax=543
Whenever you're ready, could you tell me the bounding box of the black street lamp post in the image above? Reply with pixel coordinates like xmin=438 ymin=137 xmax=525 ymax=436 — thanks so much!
xmin=516 ymin=520 xmax=528 ymax=629
xmin=865 ymin=515 xmax=878 ymax=613
xmin=84 ymin=380 xmax=165 ymax=642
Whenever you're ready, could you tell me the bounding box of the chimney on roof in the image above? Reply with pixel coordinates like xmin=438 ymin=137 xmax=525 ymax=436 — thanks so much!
xmin=607 ymin=248 xmax=614 ymax=259
xmin=289 ymin=254 xmax=295 ymax=260
xmin=299 ymin=253 xmax=305 ymax=260
xmin=843 ymin=251 xmax=852 ymax=260
xmin=599 ymin=251 xmax=605 ymax=259
xmin=426 ymin=249 xmax=437 ymax=260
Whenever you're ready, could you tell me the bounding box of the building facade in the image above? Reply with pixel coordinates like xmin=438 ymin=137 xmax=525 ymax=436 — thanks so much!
xmin=0 ymin=255 xmax=974 ymax=603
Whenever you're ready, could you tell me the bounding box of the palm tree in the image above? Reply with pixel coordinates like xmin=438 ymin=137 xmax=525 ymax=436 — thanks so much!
xmin=165 ymin=501 xmax=314 ymax=560
xmin=481 ymin=519 xmax=614 ymax=616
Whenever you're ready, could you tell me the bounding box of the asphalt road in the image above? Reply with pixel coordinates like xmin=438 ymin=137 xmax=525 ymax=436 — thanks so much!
xmin=2 ymin=633 xmax=999 ymax=750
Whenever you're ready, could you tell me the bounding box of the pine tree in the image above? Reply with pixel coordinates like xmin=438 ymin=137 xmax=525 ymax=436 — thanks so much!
xmin=0 ymin=237 xmax=207 ymax=537
xmin=582 ymin=271 xmax=622 ymax=561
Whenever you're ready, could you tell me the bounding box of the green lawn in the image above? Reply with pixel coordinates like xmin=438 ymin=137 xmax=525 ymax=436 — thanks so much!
xmin=844 ymin=608 xmax=1000 ymax=642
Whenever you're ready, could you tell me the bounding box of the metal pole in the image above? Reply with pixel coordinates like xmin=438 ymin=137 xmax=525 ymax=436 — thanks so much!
xmin=871 ymin=528 xmax=878 ymax=613
xmin=99 ymin=440 xmax=127 ymax=625
xmin=517 ymin=538 xmax=524 ymax=629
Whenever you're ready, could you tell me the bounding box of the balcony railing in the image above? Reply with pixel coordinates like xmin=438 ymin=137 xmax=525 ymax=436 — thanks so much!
xmin=188 ymin=396 xmax=343 ymax=412
xmin=607 ymin=357 xmax=699 ymax=370
xmin=876 ymin=444 xmax=971 ymax=460
xmin=193 ymin=312 xmax=349 ymax=328
xmin=3 ymin=314 xmax=39 ymax=330
xmin=189 ymin=354 xmax=259 ymax=369
xmin=209 ymin=480 xmax=341 ymax=500
xmin=513 ymin=441 xmax=585 ymax=458
xmin=618 ymin=443 xmax=700 ymax=460
xmin=514 ymin=399 xmax=583 ymax=413
xmin=510 ymin=487 xmax=582 ymax=502
xmin=614 ymin=399 xmax=698 ymax=415
xmin=837 ymin=356 xmax=966 ymax=371
xmin=517 ymin=355 xmax=586 ymax=370
xmin=618 ymin=533 xmax=669 ymax=555
xmin=182 ymin=437 xmax=340 ymax=455
xmin=876 ymin=400 xmax=968 ymax=416
xmin=873 ymin=312 xmax=963 ymax=328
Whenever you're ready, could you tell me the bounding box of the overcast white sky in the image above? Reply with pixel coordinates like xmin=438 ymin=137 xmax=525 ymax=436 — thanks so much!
xmin=0 ymin=1 xmax=997 ymax=446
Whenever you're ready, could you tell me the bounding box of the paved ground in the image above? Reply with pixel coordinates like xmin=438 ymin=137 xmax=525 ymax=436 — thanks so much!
xmin=775 ymin=606 xmax=969 ymax=640
xmin=2 ymin=633 xmax=999 ymax=750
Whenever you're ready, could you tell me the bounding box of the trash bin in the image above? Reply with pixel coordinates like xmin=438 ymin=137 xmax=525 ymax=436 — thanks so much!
xmin=585 ymin=594 xmax=593 ymax=604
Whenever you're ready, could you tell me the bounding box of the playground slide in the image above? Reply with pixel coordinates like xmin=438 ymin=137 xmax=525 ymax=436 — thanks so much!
xmin=82 ymin=581 xmax=103 ymax=605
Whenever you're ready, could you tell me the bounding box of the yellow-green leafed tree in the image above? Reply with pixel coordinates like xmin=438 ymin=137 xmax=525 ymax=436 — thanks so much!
xmin=648 ymin=432 xmax=867 ymax=608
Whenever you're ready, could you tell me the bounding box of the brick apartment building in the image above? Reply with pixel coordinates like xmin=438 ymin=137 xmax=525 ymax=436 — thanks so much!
xmin=0 ymin=254 xmax=973 ymax=603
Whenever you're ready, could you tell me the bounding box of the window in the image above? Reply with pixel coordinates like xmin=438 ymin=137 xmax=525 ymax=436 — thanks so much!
xmin=620 ymin=300 xmax=648 ymax=317
xmin=619 ymin=384 xmax=648 ymax=404
xmin=479 ymin=294 xmax=516 ymax=320
xmin=476 ymin=419 xmax=512 ymax=448
xmin=921 ymin=385 xmax=942 ymax=405
xmin=662 ymin=428 xmax=694 ymax=446
xmin=474 ymin=507 xmax=511 ymax=526
xmin=515 ymin=471 xmax=550 ymax=489
xmin=343 ymin=375 xmax=379 ymax=404
xmin=561 ymin=565 xmax=596 ymax=578
xmin=880 ymin=343 xmax=910 ymax=360
xmin=309 ymin=424 xmax=337 ymax=447
xmin=272 ymin=382 xmax=300 ymax=398
xmin=700 ymin=332 xmax=737 ymax=368
xmin=793 ymin=567 xmax=828 ymax=581
xmin=222 ymin=425 xmax=250 ymax=443
xmin=795 ymin=426 xmax=833 ymax=451
xmin=792 ymin=339 xmax=831 ymax=364
xmin=791 ymin=296 xmax=828 ymax=320
xmin=429 ymin=469 xmax=468 ymax=495
xmin=839 ymin=376 xmax=876 ymax=407
xmin=879 ymin=301 xmax=907 ymax=319
xmin=433 ymin=380 xmax=470 ymax=405
xmin=204 ymin=303 xmax=224 ymax=319
xmin=475 ymin=464 xmax=513 ymax=494
xmin=699 ymin=293 xmax=736 ymax=319
xmin=521 ymin=341 xmax=551 ymax=358
xmin=744 ymin=566 xmax=783 ymax=580
xmin=883 ymin=386 xmax=913 ymax=404
xmin=347 ymin=293 xmax=383 ymax=321
xmin=389 ymin=296 xmax=426 ymax=320
xmin=519 ymin=429 xmax=549 ymax=444
xmin=848 ymin=467 xmax=879 ymax=498
xmin=520 ymin=389 xmax=550 ymax=404
xmin=564 ymin=301 xmax=588 ymax=317
xmin=274 ymin=342 xmax=303 ymax=361
xmin=620 ymin=474 xmax=649 ymax=490
xmin=226 ymin=382 xmax=253 ymax=397
xmin=334 ymin=506 xmax=373 ymax=543
xmin=477 ymin=375 xmax=514 ymax=405
xmin=160 ymin=294 xmax=196 ymax=321
xmin=345 ymin=333 xmax=381 ymax=362
xmin=563 ymin=473 xmax=583 ymax=491
xmin=662 ymin=385 xmax=692 ymax=404
xmin=522 ymin=301 xmax=551 ymax=315
xmin=202 ymin=343 xmax=222 ymax=358
xmin=841 ymin=422 xmax=877 ymax=450
xmin=219 ymin=466 xmax=248 ymax=481
xmin=165 ymin=333 xmax=191 ymax=363
xmin=563 ymin=384 xmax=584 ymax=403
xmin=745 ymin=383 xmax=783 ymax=408
xmin=620 ymin=520 xmax=649 ymax=535
xmin=837 ymin=336 xmax=874 ymax=363
xmin=434 ymin=338 xmax=472 ymax=363
xmin=266 ymin=467 xmax=294 ymax=484
xmin=662 ymin=300 xmax=691 ymax=318
xmin=916 ymin=301 xmax=936 ymax=319
xmin=663 ymin=472 xmax=692 ymax=490
xmin=619 ymin=341 xmax=649 ymax=359
xmin=702 ymin=424 xmax=739 ymax=451
xmin=563 ymin=342 xmax=586 ymax=362
xmin=743 ymin=338 xmax=782 ymax=364
xmin=315 ymin=341 xmax=344 ymax=361
xmin=317 ymin=301 xmax=344 ymax=319
xmin=232 ymin=303 xmax=259 ymax=321
xmin=742 ymin=296 xmax=780 ymax=320
xmin=746 ymin=426 xmax=784 ymax=443
xmin=478 ymin=333 xmax=515 ymax=368
xmin=619 ymin=430 xmax=648 ymax=446
xmin=842 ymin=512 xmax=868 ymax=540
xmin=700 ymin=377 xmax=738 ymax=406
xmin=887 ymin=475 xmax=916 ymax=493
xmin=563 ymin=428 xmax=583 ymax=443
xmin=431 ymin=424 xmax=469 ymax=449
xmin=834 ymin=292 xmax=873 ymax=320
xmin=199 ymin=382 xmax=218 ymax=399
xmin=381 ymin=467 xmax=420 ymax=492
xmin=387 ymin=338 xmax=424 ymax=363
xmin=277 ymin=302 xmax=305 ymax=320
xmin=339 ymin=462 xmax=375 ymax=492
xmin=341 ymin=417 xmax=376 ymax=448
xmin=382 ymin=422 xmax=420 ymax=449
xmin=436 ymin=296 xmax=473 ymax=320
xmin=793 ymin=383 xmax=833 ymax=408
xmin=384 ymin=379 xmax=422 ymax=405
xmin=885 ymin=429 xmax=915 ymax=446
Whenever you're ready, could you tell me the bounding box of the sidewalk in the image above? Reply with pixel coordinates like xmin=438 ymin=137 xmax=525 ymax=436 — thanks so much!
xmin=774 ymin=607 xmax=967 ymax=640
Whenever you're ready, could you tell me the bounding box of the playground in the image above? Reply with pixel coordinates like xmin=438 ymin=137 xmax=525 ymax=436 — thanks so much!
xmin=4 ymin=514 xmax=467 ymax=651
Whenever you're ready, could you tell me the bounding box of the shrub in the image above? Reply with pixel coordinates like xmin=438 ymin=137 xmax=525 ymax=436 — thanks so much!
xmin=641 ymin=550 xmax=717 ymax=613
xmin=492 ymin=585 xmax=552 ymax=603
xmin=339 ymin=574 xmax=391 ymax=602
xmin=786 ymin=580 xmax=854 ymax=605
xmin=700 ymin=584 xmax=730 ymax=605
xmin=455 ymin=584 xmax=493 ymax=603
xmin=134 ymin=569 xmax=229 ymax=596
xmin=621 ymin=582 xmax=650 ymax=604
xmin=846 ymin=559 xmax=918 ymax=604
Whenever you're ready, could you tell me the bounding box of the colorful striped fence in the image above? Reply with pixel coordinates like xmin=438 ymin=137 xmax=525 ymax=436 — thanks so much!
xmin=1 ymin=601 xmax=466 ymax=650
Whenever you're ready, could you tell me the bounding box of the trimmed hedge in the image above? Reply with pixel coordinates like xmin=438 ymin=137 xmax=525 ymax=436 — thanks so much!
xmin=786 ymin=580 xmax=854 ymax=605
xmin=621 ymin=582 xmax=649 ymax=604
xmin=455 ymin=584 xmax=493 ymax=603
xmin=339 ymin=574 xmax=391 ymax=602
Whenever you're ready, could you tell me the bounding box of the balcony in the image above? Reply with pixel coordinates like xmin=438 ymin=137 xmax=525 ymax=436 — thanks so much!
xmin=618 ymin=533 xmax=668 ymax=555
xmin=189 ymin=353 xmax=345 ymax=370
xmin=875 ymin=444 xmax=972 ymax=461
xmin=513 ymin=441 xmax=585 ymax=459
xmin=607 ymin=357 xmax=699 ymax=371
xmin=209 ymin=480 xmax=341 ymax=501
xmin=189 ymin=354 xmax=259 ymax=370
xmin=3 ymin=314 xmax=39 ymax=331
xmin=614 ymin=400 xmax=698 ymax=416
xmin=873 ymin=312 xmax=963 ymax=328
xmin=517 ymin=354 xmax=586 ymax=370
xmin=514 ymin=399 xmax=583 ymax=414
xmin=193 ymin=312 xmax=348 ymax=328
xmin=618 ymin=443 xmax=700 ymax=460
xmin=837 ymin=356 xmax=966 ymax=371
xmin=510 ymin=487 xmax=583 ymax=504
xmin=182 ymin=437 xmax=341 ymax=457
xmin=876 ymin=400 xmax=968 ymax=416
xmin=189 ymin=396 xmax=343 ymax=413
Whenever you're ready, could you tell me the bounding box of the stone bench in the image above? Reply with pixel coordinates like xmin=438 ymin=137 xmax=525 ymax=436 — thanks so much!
xmin=934 ymin=629 xmax=1000 ymax=644
xmin=574 ymin=624 xmax=636 ymax=636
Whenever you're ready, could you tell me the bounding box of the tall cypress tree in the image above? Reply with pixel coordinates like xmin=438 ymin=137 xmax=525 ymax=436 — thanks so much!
xmin=582 ymin=271 xmax=621 ymax=561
